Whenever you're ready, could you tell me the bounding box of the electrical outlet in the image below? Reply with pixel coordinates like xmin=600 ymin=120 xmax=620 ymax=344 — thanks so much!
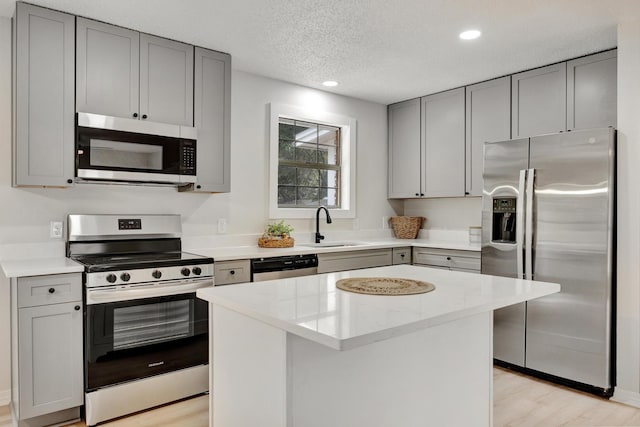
xmin=217 ymin=218 xmax=227 ymax=234
xmin=382 ymin=216 xmax=390 ymax=229
xmin=50 ymin=221 xmax=63 ymax=239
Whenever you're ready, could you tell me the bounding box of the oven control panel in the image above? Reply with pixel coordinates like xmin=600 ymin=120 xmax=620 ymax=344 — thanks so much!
xmin=118 ymin=218 xmax=142 ymax=230
xmin=85 ymin=263 xmax=214 ymax=288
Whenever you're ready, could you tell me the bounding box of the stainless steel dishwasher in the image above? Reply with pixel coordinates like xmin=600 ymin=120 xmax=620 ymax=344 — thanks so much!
xmin=251 ymin=254 xmax=318 ymax=282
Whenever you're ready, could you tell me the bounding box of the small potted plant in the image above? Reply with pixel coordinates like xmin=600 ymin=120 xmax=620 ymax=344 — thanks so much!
xmin=258 ymin=220 xmax=295 ymax=248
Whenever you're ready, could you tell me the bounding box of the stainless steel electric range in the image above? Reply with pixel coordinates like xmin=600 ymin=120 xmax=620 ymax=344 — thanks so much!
xmin=66 ymin=214 xmax=213 ymax=427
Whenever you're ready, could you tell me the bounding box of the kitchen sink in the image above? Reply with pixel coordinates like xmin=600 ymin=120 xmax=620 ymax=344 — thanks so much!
xmin=299 ymin=241 xmax=368 ymax=248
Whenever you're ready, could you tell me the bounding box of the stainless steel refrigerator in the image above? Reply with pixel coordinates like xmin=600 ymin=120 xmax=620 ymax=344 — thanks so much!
xmin=482 ymin=127 xmax=615 ymax=395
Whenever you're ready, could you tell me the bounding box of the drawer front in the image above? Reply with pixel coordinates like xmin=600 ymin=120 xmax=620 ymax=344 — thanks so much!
xmin=214 ymin=260 xmax=250 ymax=285
xmin=412 ymin=249 xmax=480 ymax=272
xmin=17 ymin=273 xmax=82 ymax=308
xmin=317 ymin=249 xmax=393 ymax=274
xmin=392 ymin=247 xmax=412 ymax=265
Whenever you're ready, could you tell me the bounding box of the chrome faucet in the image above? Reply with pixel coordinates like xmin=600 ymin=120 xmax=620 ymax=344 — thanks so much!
xmin=315 ymin=206 xmax=332 ymax=243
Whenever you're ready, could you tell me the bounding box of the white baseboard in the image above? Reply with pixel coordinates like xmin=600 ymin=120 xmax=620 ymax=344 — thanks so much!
xmin=612 ymin=388 xmax=640 ymax=408
xmin=0 ymin=388 xmax=10 ymax=406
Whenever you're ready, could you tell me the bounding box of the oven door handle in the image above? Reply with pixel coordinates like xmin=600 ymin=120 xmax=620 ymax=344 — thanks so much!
xmin=86 ymin=278 xmax=214 ymax=305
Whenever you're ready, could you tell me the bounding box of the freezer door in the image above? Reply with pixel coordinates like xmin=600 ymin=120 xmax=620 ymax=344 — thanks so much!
xmin=482 ymin=138 xmax=529 ymax=366
xmin=526 ymin=128 xmax=614 ymax=389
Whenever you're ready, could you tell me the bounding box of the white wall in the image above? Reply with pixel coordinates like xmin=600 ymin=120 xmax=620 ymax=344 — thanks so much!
xmin=0 ymin=16 xmax=393 ymax=397
xmin=404 ymin=198 xmax=482 ymax=230
xmin=612 ymin=18 xmax=640 ymax=406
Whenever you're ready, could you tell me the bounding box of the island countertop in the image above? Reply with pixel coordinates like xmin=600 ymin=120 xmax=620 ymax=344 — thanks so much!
xmin=197 ymin=264 xmax=559 ymax=351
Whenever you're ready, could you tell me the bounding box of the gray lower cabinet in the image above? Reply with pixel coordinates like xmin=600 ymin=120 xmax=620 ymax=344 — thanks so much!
xmin=465 ymin=77 xmax=511 ymax=197
xmin=392 ymin=247 xmax=411 ymax=265
xmin=388 ymin=98 xmax=421 ymax=198
xmin=317 ymin=249 xmax=393 ymax=274
xmin=76 ymin=18 xmax=194 ymax=126
xmin=192 ymin=47 xmax=232 ymax=192
xmin=214 ymin=259 xmax=250 ymax=285
xmin=421 ymin=88 xmax=466 ymax=197
xmin=412 ymin=248 xmax=480 ymax=273
xmin=512 ymin=63 xmax=567 ymax=138
xmin=13 ymin=3 xmax=75 ymax=187
xmin=11 ymin=274 xmax=83 ymax=427
xmin=567 ymin=49 xmax=617 ymax=130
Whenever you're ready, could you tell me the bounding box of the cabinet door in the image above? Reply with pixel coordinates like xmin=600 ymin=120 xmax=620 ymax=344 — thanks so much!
xmin=140 ymin=34 xmax=194 ymax=126
xmin=388 ymin=99 xmax=421 ymax=198
xmin=193 ymin=47 xmax=231 ymax=192
xmin=14 ymin=3 xmax=75 ymax=187
xmin=512 ymin=63 xmax=567 ymax=138
xmin=18 ymin=302 xmax=83 ymax=419
xmin=567 ymin=50 xmax=617 ymax=130
xmin=465 ymin=77 xmax=511 ymax=197
xmin=422 ymin=88 xmax=466 ymax=197
xmin=76 ymin=18 xmax=139 ymax=119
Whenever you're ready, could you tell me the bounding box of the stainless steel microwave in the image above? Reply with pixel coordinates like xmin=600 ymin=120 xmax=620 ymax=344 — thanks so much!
xmin=75 ymin=112 xmax=197 ymax=186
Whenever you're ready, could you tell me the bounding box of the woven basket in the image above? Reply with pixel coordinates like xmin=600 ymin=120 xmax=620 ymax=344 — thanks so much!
xmin=258 ymin=235 xmax=295 ymax=248
xmin=389 ymin=216 xmax=425 ymax=239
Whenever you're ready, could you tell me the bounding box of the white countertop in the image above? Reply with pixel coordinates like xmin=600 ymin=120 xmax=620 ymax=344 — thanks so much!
xmin=1 ymin=257 xmax=84 ymax=278
xmin=191 ymin=238 xmax=480 ymax=261
xmin=197 ymin=264 xmax=559 ymax=350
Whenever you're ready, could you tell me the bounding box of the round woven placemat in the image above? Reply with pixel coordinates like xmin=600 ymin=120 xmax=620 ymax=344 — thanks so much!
xmin=335 ymin=277 xmax=435 ymax=296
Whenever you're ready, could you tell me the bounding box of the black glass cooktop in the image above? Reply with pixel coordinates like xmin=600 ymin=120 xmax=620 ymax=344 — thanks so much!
xmin=71 ymin=251 xmax=213 ymax=273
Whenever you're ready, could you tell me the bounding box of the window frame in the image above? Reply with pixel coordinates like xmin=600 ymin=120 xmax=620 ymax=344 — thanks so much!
xmin=269 ymin=103 xmax=357 ymax=219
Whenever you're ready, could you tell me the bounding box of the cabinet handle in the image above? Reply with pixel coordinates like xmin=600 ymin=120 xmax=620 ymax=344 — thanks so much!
xmin=465 ymin=192 xmax=470 ymax=195
xmin=415 ymin=193 xmax=419 ymax=196
xmin=133 ymin=113 xmax=138 ymax=118
xmin=48 ymin=288 xmax=55 ymax=294
xmin=196 ymin=185 xmax=201 ymax=189
xmin=400 ymin=254 xmax=405 ymax=258
xmin=74 ymin=305 xmax=81 ymax=311
xmin=142 ymin=114 xmax=148 ymax=119
xmin=230 ymin=270 xmax=235 ymax=275
xmin=446 ymin=257 xmax=451 ymax=261
xmin=420 ymin=193 xmax=424 ymax=196
xmin=67 ymin=179 xmax=73 ymax=184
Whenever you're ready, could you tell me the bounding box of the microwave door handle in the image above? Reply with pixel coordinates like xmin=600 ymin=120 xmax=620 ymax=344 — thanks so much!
xmin=525 ymin=168 xmax=535 ymax=280
xmin=516 ymin=169 xmax=526 ymax=279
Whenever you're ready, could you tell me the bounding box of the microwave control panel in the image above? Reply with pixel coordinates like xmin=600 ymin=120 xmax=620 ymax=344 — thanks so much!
xmin=181 ymin=142 xmax=196 ymax=175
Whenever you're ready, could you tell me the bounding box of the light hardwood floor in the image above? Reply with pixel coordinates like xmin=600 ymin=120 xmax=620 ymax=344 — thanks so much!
xmin=2 ymin=368 xmax=640 ymax=426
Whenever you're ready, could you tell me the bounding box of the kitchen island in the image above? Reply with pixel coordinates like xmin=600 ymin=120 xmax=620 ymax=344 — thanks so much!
xmin=197 ymin=264 xmax=559 ymax=427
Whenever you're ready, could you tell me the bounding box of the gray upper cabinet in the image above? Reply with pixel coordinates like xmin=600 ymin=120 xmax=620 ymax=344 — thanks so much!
xmin=192 ymin=47 xmax=231 ymax=192
xmin=77 ymin=19 xmax=194 ymax=126
xmin=422 ymin=88 xmax=466 ymax=198
xmin=512 ymin=63 xmax=567 ymax=138
xmin=76 ymin=18 xmax=139 ymax=119
xmin=465 ymin=77 xmax=511 ymax=197
xmin=388 ymin=98 xmax=421 ymax=198
xmin=140 ymin=34 xmax=194 ymax=126
xmin=567 ymin=50 xmax=617 ymax=130
xmin=13 ymin=3 xmax=75 ymax=187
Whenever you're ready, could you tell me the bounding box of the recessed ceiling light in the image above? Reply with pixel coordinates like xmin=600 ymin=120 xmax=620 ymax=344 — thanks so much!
xmin=322 ymin=80 xmax=338 ymax=87
xmin=459 ymin=30 xmax=482 ymax=40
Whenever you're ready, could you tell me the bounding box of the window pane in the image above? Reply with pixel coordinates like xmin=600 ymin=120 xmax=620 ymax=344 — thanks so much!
xmin=278 ymin=186 xmax=296 ymax=206
xmin=297 ymin=168 xmax=319 ymax=187
xmin=317 ymin=145 xmax=339 ymax=166
xmin=295 ymin=142 xmax=317 ymax=163
xmin=318 ymin=125 xmax=339 ymax=148
xmin=295 ymin=122 xmax=318 ymax=144
xmin=297 ymin=187 xmax=319 ymax=206
xmin=278 ymin=166 xmax=296 ymax=185
xmin=279 ymin=140 xmax=295 ymax=161
xmin=319 ymin=169 xmax=339 ymax=187
xmin=279 ymin=119 xmax=296 ymax=140
xmin=325 ymin=188 xmax=339 ymax=207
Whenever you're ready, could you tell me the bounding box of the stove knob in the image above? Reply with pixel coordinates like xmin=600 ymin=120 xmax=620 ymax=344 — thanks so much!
xmin=181 ymin=268 xmax=191 ymax=277
xmin=152 ymin=270 xmax=162 ymax=279
xmin=120 ymin=272 xmax=131 ymax=282
xmin=192 ymin=267 xmax=202 ymax=276
xmin=106 ymin=274 xmax=117 ymax=283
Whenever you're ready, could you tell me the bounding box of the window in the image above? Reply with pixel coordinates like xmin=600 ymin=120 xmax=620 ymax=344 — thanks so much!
xmin=277 ymin=118 xmax=341 ymax=208
xmin=269 ymin=103 xmax=356 ymax=219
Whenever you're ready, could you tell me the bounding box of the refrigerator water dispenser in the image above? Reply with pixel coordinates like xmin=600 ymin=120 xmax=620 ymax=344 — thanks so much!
xmin=492 ymin=198 xmax=516 ymax=243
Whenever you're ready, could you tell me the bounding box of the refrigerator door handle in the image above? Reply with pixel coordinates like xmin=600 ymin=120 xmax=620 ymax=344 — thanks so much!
xmin=516 ymin=169 xmax=526 ymax=279
xmin=525 ymin=168 xmax=535 ymax=280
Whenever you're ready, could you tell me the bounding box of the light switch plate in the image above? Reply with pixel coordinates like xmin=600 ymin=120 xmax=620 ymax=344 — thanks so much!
xmin=382 ymin=216 xmax=390 ymax=229
xmin=217 ymin=218 xmax=227 ymax=234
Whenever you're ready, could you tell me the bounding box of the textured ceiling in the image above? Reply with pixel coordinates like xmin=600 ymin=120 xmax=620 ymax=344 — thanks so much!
xmin=2 ymin=0 xmax=638 ymax=104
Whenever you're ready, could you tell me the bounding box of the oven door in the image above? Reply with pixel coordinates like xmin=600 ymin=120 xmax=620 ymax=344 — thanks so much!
xmin=85 ymin=288 xmax=208 ymax=391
